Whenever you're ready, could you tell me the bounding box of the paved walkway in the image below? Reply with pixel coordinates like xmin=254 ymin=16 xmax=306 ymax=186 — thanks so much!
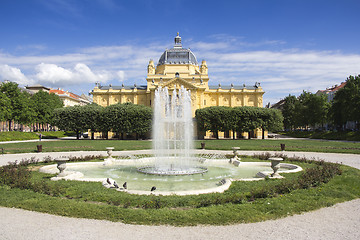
xmin=0 ymin=150 xmax=359 ymax=240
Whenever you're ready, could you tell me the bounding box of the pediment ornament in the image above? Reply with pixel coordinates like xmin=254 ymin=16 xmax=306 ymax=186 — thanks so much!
xmin=162 ymin=77 xmax=197 ymax=90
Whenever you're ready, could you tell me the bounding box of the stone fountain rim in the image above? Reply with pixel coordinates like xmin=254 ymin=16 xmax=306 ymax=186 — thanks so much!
xmin=38 ymin=158 xmax=303 ymax=196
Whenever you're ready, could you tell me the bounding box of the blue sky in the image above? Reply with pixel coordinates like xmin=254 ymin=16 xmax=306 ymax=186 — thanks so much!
xmin=0 ymin=0 xmax=359 ymax=105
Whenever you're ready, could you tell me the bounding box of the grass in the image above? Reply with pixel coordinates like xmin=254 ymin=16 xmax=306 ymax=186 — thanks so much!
xmin=197 ymin=139 xmax=360 ymax=154
xmin=1 ymin=139 xmax=360 ymax=154
xmin=0 ymin=139 xmax=152 ymax=154
xmin=0 ymin=159 xmax=359 ymax=226
xmin=0 ymin=137 xmax=359 ymax=225
xmin=279 ymin=130 xmax=360 ymax=141
xmin=0 ymin=131 xmax=75 ymax=141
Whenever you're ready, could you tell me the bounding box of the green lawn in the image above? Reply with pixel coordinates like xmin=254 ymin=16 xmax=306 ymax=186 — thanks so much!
xmin=0 ymin=139 xmax=152 ymax=154
xmin=0 ymin=131 xmax=74 ymax=141
xmin=1 ymin=137 xmax=359 ymax=225
xmin=1 ymin=139 xmax=360 ymax=154
xmin=197 ymin=139 xmax=360 ymax=154
xmin=279 ymin=131 xmax=360 ymax=141
xmin=0 ymin=159 xmax=359 ymax=226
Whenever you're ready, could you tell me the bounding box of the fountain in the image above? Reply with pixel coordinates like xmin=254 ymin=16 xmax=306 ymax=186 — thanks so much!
xmin=270 ymin=157 xmax=284 ymax=177
xmin=138 ymin=86 xmax=207 ymax=176
xmin=103 ymin=147 xmax=115 ymax=165
xmin=230 ymin=147 xmax=241 ymax=166
xmin=55 ymin=157 xmax=69 ymax=177
xmin=39 ymin=85 xmax=303 ymax=195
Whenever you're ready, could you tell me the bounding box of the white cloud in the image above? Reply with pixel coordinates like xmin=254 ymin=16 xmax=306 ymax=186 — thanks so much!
xmin=116 ymin=71 xmax=125 ymax=82
xmin=35 ymin=63 xmax=73 ymax=84
xmin=0 ymin=64 xmax=33 ymax=86
xmin=0 ymin=35 xmax=360 ymax=105
xmin=35 ymin=63 xmax=117 ymax=87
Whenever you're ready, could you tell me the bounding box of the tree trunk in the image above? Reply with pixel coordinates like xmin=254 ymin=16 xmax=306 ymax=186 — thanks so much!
xmin=262 ymin=128 xmax=265 ymax=139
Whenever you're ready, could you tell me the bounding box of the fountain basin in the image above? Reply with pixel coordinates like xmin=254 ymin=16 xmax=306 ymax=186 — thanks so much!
xmin=39 ymin=157 xmax=302 ymax=195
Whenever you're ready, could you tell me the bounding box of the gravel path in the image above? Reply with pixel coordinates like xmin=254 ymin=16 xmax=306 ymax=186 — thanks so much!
xmin=0 ymin=150 xmax=359 ymax=240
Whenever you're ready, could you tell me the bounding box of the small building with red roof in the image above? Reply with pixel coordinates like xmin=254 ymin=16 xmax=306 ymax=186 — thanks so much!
xmin=316 ymin=81 xmax=347 ymax=102
xmin=49 ymin=88 xmax=91 ymax=106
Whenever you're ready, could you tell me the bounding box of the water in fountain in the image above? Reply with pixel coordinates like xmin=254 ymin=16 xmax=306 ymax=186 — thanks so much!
xmin=138 ymin=85 xmax=207 ymax=175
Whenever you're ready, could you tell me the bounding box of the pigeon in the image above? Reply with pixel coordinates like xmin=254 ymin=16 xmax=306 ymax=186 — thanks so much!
xmin=113 ymin=181 xmax=119 ymax=188
xmin=151 ymin=186 xmax=156 ymax=191
xmin=123 ymin=182 xmax=127 ymax=189
xmin=106 ymin=178 xmax=111 ymax=185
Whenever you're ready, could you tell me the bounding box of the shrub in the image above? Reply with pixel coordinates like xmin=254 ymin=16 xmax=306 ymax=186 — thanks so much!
xmin=68 ymin=155 xmax=103 ymax=162
xmin=297 ymin=161 xmax=342 ymax=189
xmin=143 ymin=196 xmax=164 ymax=209
xmin=0 ymin=162 xmax=32 ymax=189
xmin=0 ymin=159 xmax=65 ymax=196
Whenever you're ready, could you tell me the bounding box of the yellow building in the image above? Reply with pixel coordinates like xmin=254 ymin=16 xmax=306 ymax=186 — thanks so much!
xmin=92 ymin=33 xmax=265 ymax=139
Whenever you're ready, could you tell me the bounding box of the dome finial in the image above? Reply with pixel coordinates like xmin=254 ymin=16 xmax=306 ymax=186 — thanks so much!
xmin=174 ymin=32 xmax=182 ymax=48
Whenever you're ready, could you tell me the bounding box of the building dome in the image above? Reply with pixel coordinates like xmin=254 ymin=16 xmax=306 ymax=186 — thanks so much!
xmin=157 ymin=33 xmax=198 ymax=66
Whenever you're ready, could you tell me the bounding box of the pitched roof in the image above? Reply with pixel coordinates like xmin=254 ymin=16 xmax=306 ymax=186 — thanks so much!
xmin=319 ymin=81 xmax=347 ymax=93
xmin=49 ymin=89 xmax=82 ymax=99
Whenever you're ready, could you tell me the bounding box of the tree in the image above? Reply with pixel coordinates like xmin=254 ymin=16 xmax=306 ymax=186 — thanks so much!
xmin=0 ymin=81 xmax=34 ymax=130
xmin=19 ymin=91 xmax=36 ymax=128
xmin=331 ymin=75 xmax=360 ymax=130
xmin=231 ymin=107 xmax=256 ymax=138
xmin=195 ymin=106 xmax=230 ymax=139
xmin=247 ymin=107 xmax=263 ymax=136
xmin=298 ymin=91 xmax=329 ymax=129
xmin=81 ymin=103 xmax=103 ymax=139
xmin=53 ymin=106 xmax=87 ymax=139
xmin=196 ymin=106 xmax=278 ymax=139
xmin=128 ymin=104 xmax=152 ymax=139
xmin=102 ymin=103 xmax=131 ymax=139
xmin=260 ymin=108 xmax=284 ymax=135
xmin=331 ymin=87 xmax=348 ymax=128
xmin=281 ymin=95 xmax=299 ymax=130
xmin=0 ymin=91 xmax=11 ymax=123
xmin=101 ymin=103 xmax=152 ymax=139
xmin=97 ymin=106 xmax=112 ymax=139
xmin=31 ymin=90 xmax=63 ymax=130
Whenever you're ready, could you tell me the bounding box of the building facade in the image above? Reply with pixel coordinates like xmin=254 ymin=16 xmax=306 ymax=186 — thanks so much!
xmin=316 ymin=81 xmax=356 ymax=130
xmin=49 ymin=89 xmax=92 ymax=107
xmin=316 ymin=81 xmax=347 ymax=102
xmin=25 ymin=85 xmax=92 ymax=107
xmin=92 ymin=33 xmax=265 ymax=138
